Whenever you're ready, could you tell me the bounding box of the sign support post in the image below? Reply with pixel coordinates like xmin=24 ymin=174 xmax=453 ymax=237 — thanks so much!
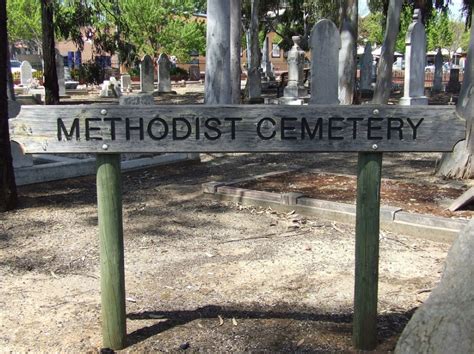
xmin=353 ymin=151 xmax=383 ymax=349
xmin=96 ymin=153 xmax=127 ymax=350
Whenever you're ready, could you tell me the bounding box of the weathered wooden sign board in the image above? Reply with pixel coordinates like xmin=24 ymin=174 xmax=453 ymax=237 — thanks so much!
xmin=10 ymin=105 xmax=465 ymax=153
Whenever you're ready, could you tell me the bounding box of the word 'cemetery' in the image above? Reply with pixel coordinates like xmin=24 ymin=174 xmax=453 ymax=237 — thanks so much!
xmin=57 ymin=116 xmax=424 ymax=142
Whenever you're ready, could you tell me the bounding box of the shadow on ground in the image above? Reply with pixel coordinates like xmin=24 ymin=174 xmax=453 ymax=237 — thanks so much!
xmin=126 ymin=304 xmax=416 ymax=351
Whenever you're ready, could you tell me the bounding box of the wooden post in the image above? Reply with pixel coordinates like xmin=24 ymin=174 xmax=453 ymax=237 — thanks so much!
xmin=96 ymin=154 xmax=127 ymax=350
xmin=353 ymin=151 xmax=382 ymax=350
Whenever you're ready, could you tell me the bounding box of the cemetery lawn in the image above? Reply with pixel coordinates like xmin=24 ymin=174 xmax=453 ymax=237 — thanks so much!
xmin=0 ymin=152 xmax=466 ymax=352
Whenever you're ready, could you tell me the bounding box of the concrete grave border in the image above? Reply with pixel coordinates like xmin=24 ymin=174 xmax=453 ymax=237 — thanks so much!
xmin=15 ymin=153 xmax=199 ymax=186
xmin=203 ymin=169 xmax=468 ymax=243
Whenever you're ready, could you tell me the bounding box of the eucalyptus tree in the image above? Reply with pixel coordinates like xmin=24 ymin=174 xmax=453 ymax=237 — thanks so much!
xmin=0 ymin=0 xmax=18 ymax=211
xmin=41 ymin=0 xmax=60 ymax=104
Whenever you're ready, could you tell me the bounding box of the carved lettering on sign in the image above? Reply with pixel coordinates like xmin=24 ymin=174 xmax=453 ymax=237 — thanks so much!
xmin=57 ymin=116 xmax=425 ymax=142
xmin=10 ymin=105 xmax=465 ymax=153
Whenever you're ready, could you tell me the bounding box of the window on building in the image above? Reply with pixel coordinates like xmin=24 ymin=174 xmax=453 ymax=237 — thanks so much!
xmin=272 ymin=44 xmax=281 ymax=58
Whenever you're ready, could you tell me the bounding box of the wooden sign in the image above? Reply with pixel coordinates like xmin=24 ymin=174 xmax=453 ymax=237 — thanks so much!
xmin=10 ymin=105 xmax=465 ymax=153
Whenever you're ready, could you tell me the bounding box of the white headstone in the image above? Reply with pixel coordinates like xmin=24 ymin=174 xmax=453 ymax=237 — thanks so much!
xmin=109 ymin=77 xmax=122 ymax=97
xmin=99 ymin=80 xmax=111 ymax=97
xmin=157 ymin=53 xmax=172 ymax=93
xmin=400 ymin=10 xmax=428 ymax=106
xmin=140 ymin=55 xmax=155 ymax=93
xmin=283 ymin=36 xmax=307 ymax=99
xmin=55 ymin=50 xmax=66 ymax=96
xmin=360 ymin=42 xmax=373 ymax=91
xmin=310 ymin=19 xmax=341 ymax=105
xmin=11 ymin=141 xmax=34 ymax=168
xmin=20 ymin=61 xmax=33 ymax=86
xmin=121 ymin=74 xmax=132 ymax=92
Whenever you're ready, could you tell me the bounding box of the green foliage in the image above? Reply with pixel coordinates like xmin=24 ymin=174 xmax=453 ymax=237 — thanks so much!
xmin=6 ymin=0 xmax=41 ymax=47
xmin=426 ymin=9 xmax=453 ymax=50
xmin=395 ymin=5 xmax=414 ymax=53
xmin=77 ymin=61 xmax=105 ymax=85
xmin=242 ymin=0 xmax=342 ymax=52
xmin=359 ymin=12 xmax=385 ymax=46
xmin=170 ymin=66 xmax=189 ymax=80
xmin=112 ymin=0 xmax=206 ymax=62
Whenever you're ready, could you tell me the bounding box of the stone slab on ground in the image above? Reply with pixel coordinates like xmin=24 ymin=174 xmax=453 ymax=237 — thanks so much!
xmin=395 ymin=219 xmax=474 ymax=353
xmin=449 ymin=187 xmax=474 ymax=211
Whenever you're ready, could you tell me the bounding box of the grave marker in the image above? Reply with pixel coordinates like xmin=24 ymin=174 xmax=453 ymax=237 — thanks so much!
xmin=20 ymin=61 xmax=33 ymax=86
xmin=261 ymin=36 xmax=275 ymax=81
xmin=433 ymin=48 xmax=444 ymax=92
xmin=189 ymin=65 xmax=200 ymax=81
xmin=140 ymin=55 xmax=155 ymax=93
xmin=400 ymin=10 xmax=428 ymax=105
xmin=283 ymin=36 xmax=307 ymax=99
xmin=446 ymin=68 xmax=461 ymax=93
xmin=55 ymin=50 xmax=66 ymax=96
xmin=121 ymin=74 xmax=131 ymax=92
xmin=157 ymin=53 xmax=172 ymax=93
xmin=360 ymin=43 xmax=373 ymax=92
xmin=310 ymin=20 xmax=340 ymax=104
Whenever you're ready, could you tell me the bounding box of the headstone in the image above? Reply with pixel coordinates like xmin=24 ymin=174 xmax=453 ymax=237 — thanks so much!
xmin=395 ymin=219 xmax=474 ymax=353
xmin=446 ymin=68 xmax=461 ymax=93
xmin=55 ymin=50 xmax=66 ymax=96
xmin=157 ymin=53 xmax=172 ymax=93
xmin=20 ymin=61 xmax=33 ymax=86
xmin=400 ymin=10 xmax=428 ymax=106
xmin=360 ymin=42 xmax=373 ymax=92
xmin=121 ymin=74 xmax=131 ymax=92
xmin=99 ymin=80 xmax=111 ymax=97
xmin=283 ymin=36 xmax=307 ymax=99
xmin=433 ymin=48 xmax=444 ymax=92
xmin=261 ymin=36 xmax=275 ymax=81
xmin=310 ymin=19 xmax=341 ymax=105
xmin=11 ymin=141 xmax=34 ymax=168
xmin=189 ymin=65 xmax=200 ymax=81
xmin=140 ymin=55 xmax=155 ymax=93
xmin=109 ymin=77 xmax=122 ymax=97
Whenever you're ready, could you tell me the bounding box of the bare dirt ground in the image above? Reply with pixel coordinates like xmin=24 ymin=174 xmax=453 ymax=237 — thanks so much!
xmin=0 ymin=152 xmax=458 ymax=352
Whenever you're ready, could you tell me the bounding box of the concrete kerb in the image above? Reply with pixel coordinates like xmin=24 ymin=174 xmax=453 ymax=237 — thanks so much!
xmin=15 ymin=153 xmax=199 ymax=186
xmin=203 ymin=170 xmax=469 ymax=243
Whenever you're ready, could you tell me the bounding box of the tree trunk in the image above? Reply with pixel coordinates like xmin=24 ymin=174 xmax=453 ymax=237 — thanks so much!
xmin=246 ymin=0 xmax=262 ymax=103
xmin=204 ymin=0 xmax=232 ymax=104
xmin=6 ymin=45 xmax=15 ymax=101
xmin=230 ymin=0 xmax=242 ymax=104
xmin=436 ymin=23 xmax=474 ymax=179
xmin=0 ymin=0 xmax=18 ymax=211
xmin=372 ymin=0 xmax=403 ymax=105
xmin=338 ymin=0 xmax=358 ymax=105
xmin=41 ymin=0 xmax=59 ymax=105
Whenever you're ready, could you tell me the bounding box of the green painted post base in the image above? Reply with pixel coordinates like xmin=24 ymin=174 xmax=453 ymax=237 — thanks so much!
xmin=353 ymin=152 xmax=383 ymax=350
xmin=96 ymin=154 xmax=127 ymax=350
